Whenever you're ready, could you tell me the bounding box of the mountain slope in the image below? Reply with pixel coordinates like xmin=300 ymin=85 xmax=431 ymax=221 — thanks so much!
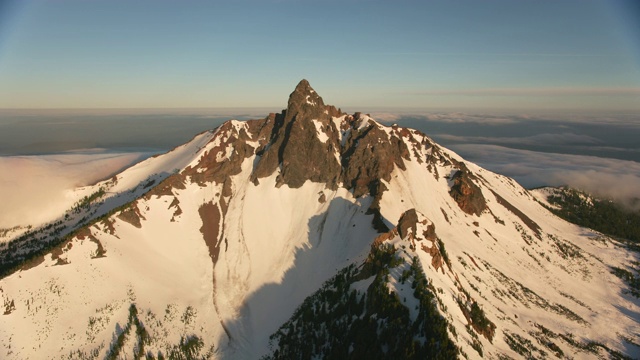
xmin=0 ymin=129 xmax=217 ymax=276
xmin=1 ymin=80 xmax=639 ymax=359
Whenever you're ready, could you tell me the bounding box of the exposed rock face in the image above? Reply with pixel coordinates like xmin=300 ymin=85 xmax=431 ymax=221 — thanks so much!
xmin=339 ymin=114 xmax=412 ymax=231
xmin=341 ymin=115 xmax=409 ymax=198
xmin=117 ymin=203 xmax=144 ymax=228
xmin=449 ymin=165 xmax=487 ymax=216
xmin=144 ymin=175 xmax=186 ymax=199
xmin=199 ymin=202 xmax=223 ymax=265
xmin=397 ymin=208 xmax=420 ymax=240
xmin=184 ymin=122 xmax=257 ymax=186
xmin=251 ymin=79 xmax=342 ymax=188
xmin=398 ymin=211 xmax=437 ymax=243
xmin=396 ymin=209 xmax=443 ymax=270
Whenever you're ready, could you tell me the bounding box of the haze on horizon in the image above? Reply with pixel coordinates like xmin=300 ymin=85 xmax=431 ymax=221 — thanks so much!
xmin=0 ymin=0 xmax=639 ymax=112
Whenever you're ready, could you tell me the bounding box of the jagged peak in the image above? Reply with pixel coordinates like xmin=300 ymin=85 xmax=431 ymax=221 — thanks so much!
xmin=286 ymin=79 xmax=326 ymax=116
xmin=293 ymin=78 xmax=312 ymax=92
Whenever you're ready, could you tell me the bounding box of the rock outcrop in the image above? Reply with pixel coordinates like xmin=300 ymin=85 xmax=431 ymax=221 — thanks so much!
xmin=341 ymin=114 xmax=410 ymax=197
xmin=449 ymin=165 xmax=487 ymax=216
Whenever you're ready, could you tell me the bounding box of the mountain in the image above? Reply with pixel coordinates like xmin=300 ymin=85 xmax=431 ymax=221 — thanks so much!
xmin=1 ymin=80 xmax=639 ymax=359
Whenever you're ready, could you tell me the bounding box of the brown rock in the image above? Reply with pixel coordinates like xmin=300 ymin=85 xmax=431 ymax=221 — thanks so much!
xmin=251 ymin=79 xmax=342 ymax=189
xmin=185 ymin=121 xmax=256 ymax=186
xmin=117 ymin=203 xmax=144 ymax=228
xmin=341 ymin=119 xmax=409 ymax=198
xmin=199 ymin=202 xmax=223 ymax=265
xmin=449 ymin=165 xmax=486 ymax=216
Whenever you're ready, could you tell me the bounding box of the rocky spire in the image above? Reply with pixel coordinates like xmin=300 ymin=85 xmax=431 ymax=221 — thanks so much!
xmin=251 ymin=80 xmax=342 ymax=188
xmin=284 ymin=79 xmax=326 ymax=121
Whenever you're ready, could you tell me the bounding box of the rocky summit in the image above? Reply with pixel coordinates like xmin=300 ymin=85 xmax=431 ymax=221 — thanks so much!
xmin=252 ymin=79 xmax=342 ymax=189
xmin=1 ymin=80 xmax=639 ymax=359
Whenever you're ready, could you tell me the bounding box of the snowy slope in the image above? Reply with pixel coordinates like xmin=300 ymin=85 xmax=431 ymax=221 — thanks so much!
xmin=0 ymin=129 xmax=375 ymax=358
xmin=378 ymin=149 xmax=640 ymax=358
xmin=1 ymin=81 xmax=638 ymax=359
xmin=0 ymin=130 xmax=217 ymax=275
xmin=0 ymin=152 xmax=151 ymax=238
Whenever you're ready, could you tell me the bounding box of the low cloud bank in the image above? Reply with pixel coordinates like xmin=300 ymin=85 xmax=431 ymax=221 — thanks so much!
xmin=0 ymin=152 xmax=150 ymax=228
xmin=371 ymin=112 xmax=518 ymax=125
xmin=371 ymin=111 xmax=640 ymax=127
xmin=437 ymin=132 xmax=602 ymax=147
xmin=450 ymin=144 xmax=640 ymax=210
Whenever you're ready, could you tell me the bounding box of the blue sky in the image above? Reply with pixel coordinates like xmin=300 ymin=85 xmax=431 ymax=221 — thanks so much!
xmin=0 ymin=0 xmax=638 ymax=111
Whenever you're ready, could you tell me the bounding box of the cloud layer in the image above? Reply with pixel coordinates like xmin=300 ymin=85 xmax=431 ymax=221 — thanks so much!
xmin=406 ymin=87 xmax=640 ymax=97
xmin=0 ymin=152 xmax=149 ymax=228
xmin=437 ymin=133 xmax=602 ymax=147
xmin=371 ymin=111 xmax=640 ymax=127
xmin=450 ymin=144 xmax=640 ymax=210
xmin=370 ymin=112 xmax=519 ymax=125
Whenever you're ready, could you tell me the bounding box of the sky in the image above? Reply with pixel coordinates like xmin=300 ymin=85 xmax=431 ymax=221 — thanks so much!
xmin=0 ymin=0 xmax=639 ymax=111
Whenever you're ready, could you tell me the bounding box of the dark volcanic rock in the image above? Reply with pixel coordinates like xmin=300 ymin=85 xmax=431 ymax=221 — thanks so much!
xmin=251 ymin=79 xmax=342 ymax=189
xmin=117 ymin=203 xmax=145 ymax=228
xmin=449 ymin=165 xmax=487 ymax=216
xmin=341 ymin=115 xmax=410 ymax=198
xmin=397 ymin=208 xmax=420 ymax=239
xmin=247 ymin=80 xmax=411 ymax=206
xmin=144 ymin=174 xmax=186 ymax=200
xmin=339 ymin=114 xmax=411 ymax=231
xmin=184 ymin=122 xmax=257 ymax=186
xmin=199 ymin=202 xmax=223 ymax=265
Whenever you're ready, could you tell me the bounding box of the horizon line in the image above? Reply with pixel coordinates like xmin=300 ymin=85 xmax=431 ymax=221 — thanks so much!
xmin=0 ymin=107 xmax=638 ymax=117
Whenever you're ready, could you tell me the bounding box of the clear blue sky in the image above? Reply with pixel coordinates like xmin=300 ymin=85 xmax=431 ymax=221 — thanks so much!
xmin=0 ymin=0 xmax=639 ymax=111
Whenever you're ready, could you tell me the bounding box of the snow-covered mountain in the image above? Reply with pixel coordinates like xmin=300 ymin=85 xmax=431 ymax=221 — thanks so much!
xmin=1 ymin=80 xmax=639 ymax=359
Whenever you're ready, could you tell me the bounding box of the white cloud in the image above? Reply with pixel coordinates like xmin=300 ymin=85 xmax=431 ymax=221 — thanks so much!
xmin=407 ymin=87 xmax=640 ymax=97
xmin=450 ymin=144 xmax=640 ymax=210
xmin=371 ymin=111 xmax=640 ymax=128
xmin=0 ymin=152 xmax=149 ymax=228
xmin=437 ymin=133 xmax=602 ymax=146
xmin=371 ymin=112 xmax=518 ymax=125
